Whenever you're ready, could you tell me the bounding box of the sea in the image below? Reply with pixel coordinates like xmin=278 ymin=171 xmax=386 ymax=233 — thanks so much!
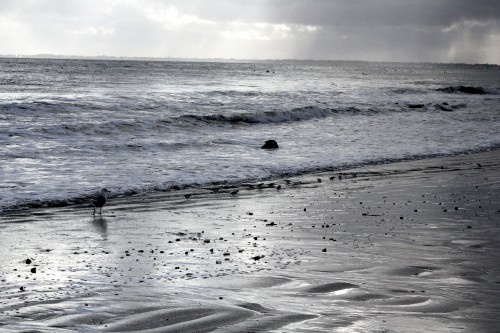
xmin=1 ymin=58 xmax=499 ymax=213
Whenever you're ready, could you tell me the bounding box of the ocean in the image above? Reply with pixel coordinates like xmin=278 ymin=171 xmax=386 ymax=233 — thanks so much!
xmin=1 ymin=58 xmax=499 ymax=212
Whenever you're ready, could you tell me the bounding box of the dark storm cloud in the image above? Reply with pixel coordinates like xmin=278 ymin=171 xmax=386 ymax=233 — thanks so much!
xmin=168 ymin=0 xmax=500 ymax=28
xmin=0 ymin=0 xmax=498 ymax=63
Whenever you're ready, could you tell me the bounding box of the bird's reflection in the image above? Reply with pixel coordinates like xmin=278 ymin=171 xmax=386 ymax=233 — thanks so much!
xmin=91 ymin=216 xmax=108 ymax=238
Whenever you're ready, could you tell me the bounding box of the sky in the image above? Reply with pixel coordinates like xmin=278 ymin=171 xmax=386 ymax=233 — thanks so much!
xmin=1 ymin=0 xmax=499 ymax=64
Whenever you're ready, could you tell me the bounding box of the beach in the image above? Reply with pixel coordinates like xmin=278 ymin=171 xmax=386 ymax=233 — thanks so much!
xmin=1 ymin=150 xmax=499 ymax=332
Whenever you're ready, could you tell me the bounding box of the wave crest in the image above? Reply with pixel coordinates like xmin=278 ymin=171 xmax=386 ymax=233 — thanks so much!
xmin=178 ymin=106 xmax=369 ymax=125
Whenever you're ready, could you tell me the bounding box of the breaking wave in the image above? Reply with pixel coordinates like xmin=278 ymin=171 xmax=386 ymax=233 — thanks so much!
xmin=2 ymin=103 xmax=377 ymax=139
xmin=177 ymin=106 xmax=373 ymax=125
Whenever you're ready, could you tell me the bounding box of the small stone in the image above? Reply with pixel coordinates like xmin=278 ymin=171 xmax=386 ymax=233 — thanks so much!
xmin=25 ymin=259 xmax=32 ymax=265
xmin=31 ymin=267 xmax=36 ymax=274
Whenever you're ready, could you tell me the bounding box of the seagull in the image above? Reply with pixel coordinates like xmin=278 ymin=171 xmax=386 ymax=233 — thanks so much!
xmin=90 ymin=188 xmax=110 ymax=215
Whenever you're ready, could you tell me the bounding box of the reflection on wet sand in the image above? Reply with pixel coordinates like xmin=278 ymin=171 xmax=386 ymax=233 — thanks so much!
xmin=0 ymin=151 xmax=499 ymax=332
xmin=91 ymin=216 xmax=108 ymax=238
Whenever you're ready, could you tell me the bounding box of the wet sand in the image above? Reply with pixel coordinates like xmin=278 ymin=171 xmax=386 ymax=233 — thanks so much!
xmin=1 ymin=150 xmax=499 ymax=332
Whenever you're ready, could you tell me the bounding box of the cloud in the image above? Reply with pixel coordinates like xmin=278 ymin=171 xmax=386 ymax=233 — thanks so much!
xmin=0 ymin=0 xmax=498 ymax=63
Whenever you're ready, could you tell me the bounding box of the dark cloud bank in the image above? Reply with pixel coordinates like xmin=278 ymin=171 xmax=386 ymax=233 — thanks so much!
xmin=0 ymin=0 xmax=499 ymax=64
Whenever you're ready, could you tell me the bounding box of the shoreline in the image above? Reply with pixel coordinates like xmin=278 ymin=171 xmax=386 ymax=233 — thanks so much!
xmin=1 ymin=150 xmax=499 ymax=332
xmin=3 ymin=145 xmax=499 ymax=215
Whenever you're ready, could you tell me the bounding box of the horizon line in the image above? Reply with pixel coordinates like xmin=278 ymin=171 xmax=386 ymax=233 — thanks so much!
xmin=0 ymin=53 xmax=498 ymax=66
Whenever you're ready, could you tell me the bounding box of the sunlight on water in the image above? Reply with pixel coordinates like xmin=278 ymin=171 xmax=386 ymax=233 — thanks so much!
xmin=0 ymin=59 xmax=499 ymax=212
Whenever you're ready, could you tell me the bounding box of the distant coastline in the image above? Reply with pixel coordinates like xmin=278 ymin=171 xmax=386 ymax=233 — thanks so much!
xmin=1 ymin=54 xmax=498 ymax=67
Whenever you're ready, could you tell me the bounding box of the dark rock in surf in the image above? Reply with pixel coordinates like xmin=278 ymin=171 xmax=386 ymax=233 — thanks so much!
xmin=261 ymin=140 xmax=279 ymax=149
xmin=408 ymin=104 xmax=425 ymax=109
xmin=436 ymin=104 xmax=453 ymax=112
xmin=437 ymin=86 xmax=488 ymax=94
